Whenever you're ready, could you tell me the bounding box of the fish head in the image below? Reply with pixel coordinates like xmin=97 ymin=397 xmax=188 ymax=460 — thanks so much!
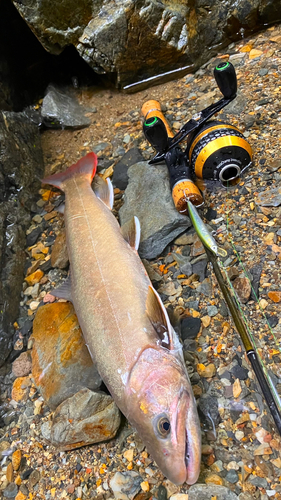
xmin=126 ymin=347 xmax=201 ymax=485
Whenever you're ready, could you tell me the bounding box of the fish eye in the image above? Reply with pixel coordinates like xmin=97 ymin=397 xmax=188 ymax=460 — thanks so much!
xmin=156 ymin=415 xmax=171 ymax=438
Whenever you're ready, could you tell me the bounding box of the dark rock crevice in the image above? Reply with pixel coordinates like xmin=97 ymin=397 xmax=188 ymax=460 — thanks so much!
xmin=0 ymin=111 xmax=44 ymax=367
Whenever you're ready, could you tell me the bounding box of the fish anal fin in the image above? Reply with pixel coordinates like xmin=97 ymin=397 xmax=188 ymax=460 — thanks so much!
xmin=93 ymin=176 xmax=114 ymax=210
xmin=121 ymin=216 xmax=141 ymax=251
xmin=50 ymin=273 xmax=72 ymax=302
xmin=146 ymin=285 xmax=173 ymax=350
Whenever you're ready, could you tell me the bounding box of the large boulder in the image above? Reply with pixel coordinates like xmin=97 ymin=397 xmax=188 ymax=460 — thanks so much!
xmin=12 ymin=0 xmax=281 ymax=89
xmin=0 ymin=111 xmax=44 ymax=367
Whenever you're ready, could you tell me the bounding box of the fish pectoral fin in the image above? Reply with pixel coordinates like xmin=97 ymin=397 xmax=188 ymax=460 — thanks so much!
xmin=50 ymin=273 xmax=72 ymax=302
xmin=121 ymin=216 xmax=141 ymax=251
xmin=56 ymin=203 xmax=65 ymax=214
xmin=146 ymin=285 xmax=173 ymax=350
xmin=93 ymin=176 xmax=114 ymax=210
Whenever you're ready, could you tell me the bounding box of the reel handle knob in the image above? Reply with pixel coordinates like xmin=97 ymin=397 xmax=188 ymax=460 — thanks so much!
xmin=214 ymin=61 xmax=237 ymax=98
xmin=143 ymin=116 xmax=169 ymax=153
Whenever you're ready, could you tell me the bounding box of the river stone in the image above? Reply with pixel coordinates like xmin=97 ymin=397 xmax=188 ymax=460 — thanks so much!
xmin=0 ymin=111 xmax=44 ymax=367
xmin=180 ymin=317 xmax=201 ymax=340
xmin=112 ymin=148 xmax=144 ymax=190
xmin=110 ymin=471 xmax=142 ymax=500
xmin=3 ymin=482 xmax=18 ymax=499
xmin=45 ymin=388 xmax=121 ymax=450
xmin=119 ymin=162 xmax=190 ymax=259
xmin=12 ymin=0 xmax=281 ymax=90
xmin=255 ymin=186 xmax=281 ymax=207
xmin=51 ymin=230 xmax=69 ymax=269
xmin=188 ymin=485 xmax=238 ymax=500
xmin=198 ymin=394 xmax=220 ymax=429
xmin=12 ymin=351 xmax=32 ymax=377
xmin=31 ymin=302 xmax=102 ymax=409
xmin=41 ymin=85 xmax=91 ymax=129
xmin=232 ymin=277 xmax=251 ymax=304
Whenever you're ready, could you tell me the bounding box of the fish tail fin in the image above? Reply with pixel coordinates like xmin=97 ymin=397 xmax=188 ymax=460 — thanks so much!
xmin=41 ymin=152 xmax=98 ymax=191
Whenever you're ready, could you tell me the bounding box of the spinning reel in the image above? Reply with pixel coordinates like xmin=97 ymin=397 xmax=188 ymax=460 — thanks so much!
xmin=141 ymin=61 xmax=253 ymax=213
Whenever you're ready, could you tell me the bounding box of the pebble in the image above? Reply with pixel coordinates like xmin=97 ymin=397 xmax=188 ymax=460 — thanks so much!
xmin=6 ymin=462 xmax=13 ymax=483
xmin=170 ymin=495 xmax=188 ymax=500
xmin=197 ymin=363 xmax=216 ymax=378
xmin=232 ymin=277 xmax=252 ymax=303
xmin=51 ymin=230 xmax=69 ymax=268
xmin=110 ymin=471 xmax=142 ymax=500
xmin=225 ymin=469 xmax=239 ymax=483
xmin=11 ymin=377 xmax=31 ymax=402
xmin=188 ymin=484 xmax=239 ymax=500
xmin=205 ymin=474 xmax=224 ymax=485
xmin=29 ymin=300 xmax=40 ymax=311
xmin=248 ymin=475 xmax=268 ymax=488
xmin=207 ymin=305 xmax=218 ymax=317
xmin=235 ymin=430 xmax=244 ymax=441
xmin=12 ymin=352 xmax=32 ymax=377
xmin=24 ymin=269 xmax=44 ymax=286
xmin=3 ymin=483 xmax=18 ymax=498
xmin=268 ymin=291 xmax=281 ymax=303
xmin=181 ymin=316 xmax=201 ymax=340
xmin=231 ymin=365 xmax=248 ymax=380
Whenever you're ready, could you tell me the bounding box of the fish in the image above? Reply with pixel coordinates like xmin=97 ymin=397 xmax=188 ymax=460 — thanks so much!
xmin=187 ymin=201 xmax=227 ymax=258
xmin=42 ymin=152 xmax=201 ymax=485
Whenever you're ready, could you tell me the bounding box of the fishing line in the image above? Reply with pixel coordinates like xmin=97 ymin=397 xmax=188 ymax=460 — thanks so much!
xmin=224 ymin=181 xmax=281 ymax=355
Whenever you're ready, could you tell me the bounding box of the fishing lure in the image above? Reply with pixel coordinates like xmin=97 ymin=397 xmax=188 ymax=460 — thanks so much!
xmin=187 ymin=201 xmax=227 ymax=258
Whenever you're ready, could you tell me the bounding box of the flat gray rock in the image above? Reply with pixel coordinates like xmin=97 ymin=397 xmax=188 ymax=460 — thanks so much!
xmin=42 ymin=85 xmax=91 ymax=129
xmin=188 ymin=485 xmax=238 ymax=500
xmin=119 ymin=162 xmax=191 ymax=259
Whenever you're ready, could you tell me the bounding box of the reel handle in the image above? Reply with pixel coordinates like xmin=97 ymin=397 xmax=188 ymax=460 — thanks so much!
xmin=143 ymin=116 xmax=169 ymax=153
xmin=141 ymin=100 xmax=203 ymax=211
xmin=214 ymin=61 xmax=237 ymax=99
xmin=141 ymin=100 xmax=174 ymax=139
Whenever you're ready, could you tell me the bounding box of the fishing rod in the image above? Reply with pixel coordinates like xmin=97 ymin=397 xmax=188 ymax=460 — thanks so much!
xmin=187 ymin=200 xmax=281 ymax=436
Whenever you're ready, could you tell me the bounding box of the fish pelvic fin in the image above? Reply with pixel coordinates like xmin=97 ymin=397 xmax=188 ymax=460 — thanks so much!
xmin=93 ymin=176 xmax=114 ymax=210
xmin=146 ymin=285 xmax=174 ymax=350
xmin=41 ymin=152 xmax=98 ymax=191
xmin=121 ymin=216 xmax=141 ymax=251
xmin=50 ymin=273 xmax=72 ymax=302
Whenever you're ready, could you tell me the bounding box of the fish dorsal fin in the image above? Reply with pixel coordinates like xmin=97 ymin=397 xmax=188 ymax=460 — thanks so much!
xmin=146 ymin=285 xmax=173 ymax=350
xmin=121 ymin=216 xmax=141 ymax=251
xmin=93 ymin=176 xmax=114 ymax=210
xmin=50 ymin=273 xmax=72 ymax=302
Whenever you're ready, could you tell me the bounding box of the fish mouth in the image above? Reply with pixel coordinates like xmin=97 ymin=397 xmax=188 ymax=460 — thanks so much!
xmin=184 ymin=404 xmax=201 ymax=485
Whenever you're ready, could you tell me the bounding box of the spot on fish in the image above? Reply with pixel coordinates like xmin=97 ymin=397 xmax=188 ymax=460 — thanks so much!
xmin=140 ymin=401 xmax=148 ymax=414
